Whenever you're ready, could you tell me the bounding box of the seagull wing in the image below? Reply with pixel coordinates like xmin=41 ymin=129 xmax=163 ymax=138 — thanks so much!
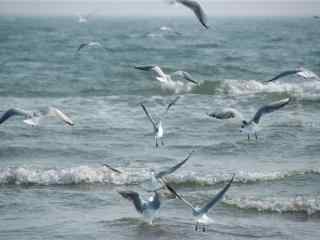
xmin=166 ymin=96 xmax=181 ymax=112
xmin=102 ymin=163 xmax=122 ymax=174
xmin=135 ymin=65 xmax=167 ymax=80
xmin=45 ymin=107 xmax=74 ymax=126
xmin=77 ymin=43 xmax=88 ymax=52
xmin=251 ymin=98 xmax=291 ymax=124
xmin=207 ymin=108 xmax=243 ymax=120
xmin=265 ymin=70 xmax=300 ymax=83
xmin=198 ymin=174 xmax=234 ymax=215
xmin=140 ymin=103 xmax=157 ymax=130
xmin=165 ymin=182 xmax=195 ymax=211
xmin=0 ymin=108 xmax=30 ymax=124
xmin=176 ymin=0 xmax=209 ymax=29
xmin=172 ymin=71 xmax=199 ymax=85
xmin=156 ymin=150 xmax=194 ymax=178
xmin=118 ymin=191 xmax=144 ymax=214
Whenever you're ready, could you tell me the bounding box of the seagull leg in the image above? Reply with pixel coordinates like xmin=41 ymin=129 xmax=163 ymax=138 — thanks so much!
xmin=161 ymin=139 xmax=164 ymax=146
xmin=155 ymin=137 xmax=158 ymax=148
xmin=202 ymin=225 xmax=206 ymax=232
xmin=255 ymin=133 xmax=258 ymax=140
xmin=195 ymin=222 xmax=198 ymax=231
xmin=247 ymin=134 xmax=250 ymax=142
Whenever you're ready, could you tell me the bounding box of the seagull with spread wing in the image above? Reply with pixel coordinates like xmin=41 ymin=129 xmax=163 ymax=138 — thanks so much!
xmin=0 ymin=107 xmax=74 ymax=126
xmin=118 ymin=190 xmax=161 ymax=225
xmin=140 ymin=96 xmax=180 ymax=147
xmin=169 ymin=0 xmax=209 ymax=29
xmin=208 ymin=98 xmax=291 ymax=141
xmin=103 ymin=150 xmax=194 ymax=192
xmin=77 ymin=41 xmax=107 ymax=52
xmin=165 ymin=175 xmax=234 ymax=232
xmin=265 ymin=67 xmax=319 ymax=83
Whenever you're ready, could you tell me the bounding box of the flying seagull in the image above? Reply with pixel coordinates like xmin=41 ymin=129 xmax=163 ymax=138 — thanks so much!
xmin=265 ymin=67 xmax=320 ymax=83
xmin=0 ymin=107 xmax=74 ymax=126
xmin=169 ymin=0 xmax=209 ymax=29
xmin=140 ymin=96 xmax=180 ymax=147
xmin=118 ymin=190 xmax=161 ymax=225
xmin=103 ymin=150 xmax=194 ymax=191
xmin=77 ymin=42 xmax=106 ymax=52
xmin=207 ymin=98 xmax=291 ymax=141
xmin=135 ymin=65 xmax=199 ymax=86
xmin=77 ymin=14 xmax=88 ymax=23
xmin=165 ymin=174 xmax=234 ymax=232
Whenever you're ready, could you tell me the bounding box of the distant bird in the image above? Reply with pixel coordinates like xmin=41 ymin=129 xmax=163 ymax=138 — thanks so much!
xmin=159 ymin=26 xmax=182 ymax=35
xmin=77 ymin=42 xmax=106 ymax=52
xmin=140 ymin=97 xmax=180 ymax=147
xmin=0 ymin=107 xmax=74 ymax=126
xmin=165 ymin=175 xmax=234 ymax=232
xmin=118 ymin=190 xmax=161 ymax=225
xmin=77 ymin=14 xmax=88 ymax=23
xmin=135 ymin=65 xmax=199 ymax=88
xmin=265 ymin=67 xmax=320 ymax=83
xmin=208 ymin=98 xmax=291 ymax=141
xmin=169 ymin=0 xmax=209 ymax=29
xmin=104 ymin=150 xmax=194 ymax=191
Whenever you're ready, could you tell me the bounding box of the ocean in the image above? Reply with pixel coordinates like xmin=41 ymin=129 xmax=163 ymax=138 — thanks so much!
xmin=0 ymin=16 xmax=320 ymax=240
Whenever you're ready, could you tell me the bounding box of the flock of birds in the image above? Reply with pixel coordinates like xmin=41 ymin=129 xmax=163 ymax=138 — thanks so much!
xmin=3 ymin=0 xmax=320 ymax=233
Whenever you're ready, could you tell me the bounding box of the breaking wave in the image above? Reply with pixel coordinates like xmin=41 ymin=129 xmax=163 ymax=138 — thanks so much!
xmin=0 ymin=166 xmax=319 ymax=186
xmin=225 ymin=195 xmax=320 ymax=216
xmin=220 ymin=79 xmax=320 ymax=98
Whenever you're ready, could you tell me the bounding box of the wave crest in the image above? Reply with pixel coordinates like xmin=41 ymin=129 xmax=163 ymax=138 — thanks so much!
xmin=225 ymin=195 xmax=320 ymax=215
xmin=0 ymin=166 xmax=319 ymax=186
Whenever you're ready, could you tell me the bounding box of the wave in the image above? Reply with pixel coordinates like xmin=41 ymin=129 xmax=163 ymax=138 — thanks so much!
xmin=0 ymin=166 xmax=319 ymax=186
xmin=220 ymin=79 xmax=320 ymax=98
xmin=225 ymin=195 xmax=320 ymax=216
xmin=167 ymin=169 xmax=320 ymax=186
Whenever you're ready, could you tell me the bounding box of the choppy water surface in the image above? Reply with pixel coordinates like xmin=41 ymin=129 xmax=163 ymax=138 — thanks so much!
xmin=0 ymin=16 xmax=320 ymax=240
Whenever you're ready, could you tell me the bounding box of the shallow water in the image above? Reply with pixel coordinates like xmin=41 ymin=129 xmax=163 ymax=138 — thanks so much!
xmin=0 ymin=16 xmax=320 ymax=239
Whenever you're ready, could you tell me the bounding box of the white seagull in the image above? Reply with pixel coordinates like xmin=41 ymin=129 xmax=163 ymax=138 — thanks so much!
xmin=0 ymin=107 xmax=74 ymax=126
xmin=265 ymin=67 xmax=320 ymax=83
xmin=165 ymin=175 xmax=234 ymax=232
xmin=77 ymin=42 xmax=106 ymax=52
xmin=118 ymin=190 xmax=161 ymax=225
xmin=77 ymin=14 xmax=88 ymax=23
xmin=207 ymin=98 xmax=291 ymax=141
xmin=140 ymin=96 xmax=180 ymax=147
xmin=103 ymin=150 xmax=194 ymax=191
xmin=169 ymin=0 xmax=209 ymax=29
xmin=135 ymin=65 xmax=199 ymax=92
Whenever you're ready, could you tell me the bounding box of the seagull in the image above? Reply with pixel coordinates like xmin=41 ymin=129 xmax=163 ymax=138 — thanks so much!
xmin=0 ymin=107 xmax=74 ymax=126
xmin=265 ymin=67 xmax=320 ymax=83
xmin=140 ymin=96 xmax=180 ymax=147
xmin=118 ymin=190 xmax=161 ymax=225
xmin=165 ymin=175 xmax=234 ymax=232
xmin=77 ymin=42 xmax=106 ymax=52
xmin=103 ymin=150 xmax=194 ymax=192
xmin=207 ymin=98 xmax=291 ymax=141
xmin=135 ymin=65 xmax=199 ymax=89
xmin=169 ymin=0 xmax=209 ymax=29
xmin=77 ymin=14 xmax=88 ymax=23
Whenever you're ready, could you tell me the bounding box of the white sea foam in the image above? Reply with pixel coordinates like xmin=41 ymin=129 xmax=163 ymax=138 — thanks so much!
xmin=0 ymin=166 xmax=319 ymax=186
xmin=225 ymin=195 xmax=320 ymax=215
xmin=222 ymin=79 xmax=320 ymax=98
xmin=167 ymin=168 xmax=320 ymax=186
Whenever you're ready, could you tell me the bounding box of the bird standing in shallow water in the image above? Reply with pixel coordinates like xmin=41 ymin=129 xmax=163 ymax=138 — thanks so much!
xmin=140 ymin=96 xmax=180 ymax=147
xmin=165 ymin=175 xmax=234 ymax=232
xmin=118 ymin=190 xmax=161 ymax=225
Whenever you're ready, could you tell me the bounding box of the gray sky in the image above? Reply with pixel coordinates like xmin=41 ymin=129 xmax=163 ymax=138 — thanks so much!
xmin=0 ymin=1 xmax=319 ymax=17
